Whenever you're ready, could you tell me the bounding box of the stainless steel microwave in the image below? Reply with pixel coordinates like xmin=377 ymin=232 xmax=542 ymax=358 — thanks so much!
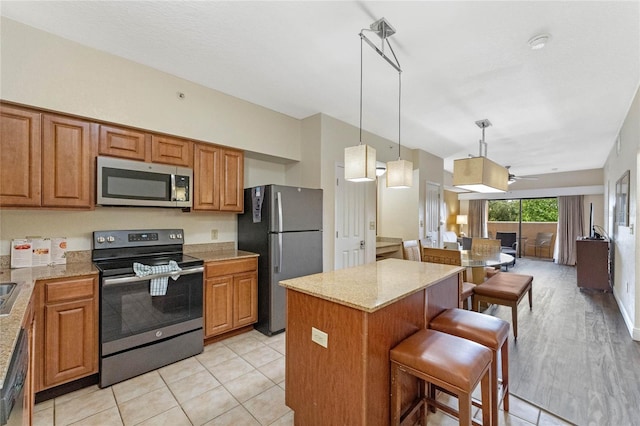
xmin=97 ymin=156 xmax=193 ymax=208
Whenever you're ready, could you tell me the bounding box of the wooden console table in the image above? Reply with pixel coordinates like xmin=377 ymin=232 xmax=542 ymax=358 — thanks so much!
xmin=576 ymin=239 xmax=611 ymax=291
xmin=280 ymin=258 xmax=464 ymax=425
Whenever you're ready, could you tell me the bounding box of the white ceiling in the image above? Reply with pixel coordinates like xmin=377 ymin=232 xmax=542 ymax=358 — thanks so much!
xmin=2 ymin=1 xmax=639 ymax=178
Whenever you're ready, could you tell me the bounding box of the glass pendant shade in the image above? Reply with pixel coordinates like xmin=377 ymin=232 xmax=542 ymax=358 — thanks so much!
xmin=386 ymin=159 xmax=413 ymax=188
xmin=453 ymin=157 xmax=509 ymax=193
xmin=345 ymin=144 xmax=376 ymax=182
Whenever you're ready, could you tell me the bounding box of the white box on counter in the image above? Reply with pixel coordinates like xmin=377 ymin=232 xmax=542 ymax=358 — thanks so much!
xmin=51 ymin=237 xmax=67 ymax=265
xmin=10 ymin=239 xmax=33 ymax=268
xmin=10 ymin=236 xmax=67 ymax=268
xmin=31 ymin=238 xmax=51 ymax=266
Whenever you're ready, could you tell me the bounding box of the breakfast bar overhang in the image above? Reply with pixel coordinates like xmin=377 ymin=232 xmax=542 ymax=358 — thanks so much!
xmin=280 ymin=258 xmax=465 ymax=425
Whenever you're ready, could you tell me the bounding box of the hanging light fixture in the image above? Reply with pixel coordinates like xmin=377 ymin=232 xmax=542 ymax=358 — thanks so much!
xmin=344 ymin=23 xmax=377 ymax=182
xmin=386 ymin=67 xmax=413 ymax=188
xmin=453 ymin=119 xmax=509 ymax=193
xmin=345 ymin=17 xmax=411 ymax=187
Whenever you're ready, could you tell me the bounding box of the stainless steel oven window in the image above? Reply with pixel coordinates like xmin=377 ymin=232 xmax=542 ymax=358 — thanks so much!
xmin=101 ymin=270 xmax=202 ymax=348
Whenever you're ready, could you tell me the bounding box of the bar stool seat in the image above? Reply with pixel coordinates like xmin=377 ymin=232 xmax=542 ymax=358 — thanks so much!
xmin=390 ymin=329 xmax=492 ymax=426
xmin=430 ymin=308 xmax=510 ymax=426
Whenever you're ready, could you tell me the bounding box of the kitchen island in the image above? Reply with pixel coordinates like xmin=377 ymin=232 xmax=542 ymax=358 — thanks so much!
xmin=280 ymin=258 xmax=464 ymax=426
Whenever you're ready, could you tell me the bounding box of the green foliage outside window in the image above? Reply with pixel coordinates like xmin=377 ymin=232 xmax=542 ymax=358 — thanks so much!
xmin=488 ymin=198 xmax=558 ymax=222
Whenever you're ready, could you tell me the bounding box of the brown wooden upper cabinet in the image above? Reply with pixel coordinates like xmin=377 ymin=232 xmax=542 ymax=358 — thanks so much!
xmin=220 ymin=149 xmax=244 ymax=212
xmin=0 ymin=104 xmax=42 ymax=206
xmin=1 ymin=102 xmax=244 ymax=211
xmin=99 ymin=125 xmax=193 ymax=167
xmin=42 ymin=114 xmax=96 ymax=208
xmin=194 ymin=143 xmax=244 ymax=212
xmin=0 ymin=104 xmax=95 ymax=209
xmin=98 ymin=124 xmax=148 ymax=161
xmin=151 ymin=135 xmax=193 ymax=167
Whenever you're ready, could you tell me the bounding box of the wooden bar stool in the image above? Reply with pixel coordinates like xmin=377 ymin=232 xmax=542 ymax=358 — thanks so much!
xmin=390 ymin=329 xmax=492 ymax=426
xmin=430 ymin=308 xmax=510 ymax=426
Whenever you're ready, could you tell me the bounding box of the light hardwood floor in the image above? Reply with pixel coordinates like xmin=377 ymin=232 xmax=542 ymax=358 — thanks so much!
xmin=485 ymin=257 xmax=640 ymax=425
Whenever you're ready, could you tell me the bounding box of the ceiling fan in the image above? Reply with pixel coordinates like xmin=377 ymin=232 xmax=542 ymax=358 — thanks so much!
xmin=506 ymin=166 xmax=538 ymax=184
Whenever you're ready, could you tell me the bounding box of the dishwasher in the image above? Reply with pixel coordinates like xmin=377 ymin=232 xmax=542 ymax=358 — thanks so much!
xmin=0 ymin=329 xmax=27 ymax=426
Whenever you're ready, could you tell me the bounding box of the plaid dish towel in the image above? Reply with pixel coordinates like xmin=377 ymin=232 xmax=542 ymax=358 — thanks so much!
xmin=133 ymin=260 xmax=182 ymax=296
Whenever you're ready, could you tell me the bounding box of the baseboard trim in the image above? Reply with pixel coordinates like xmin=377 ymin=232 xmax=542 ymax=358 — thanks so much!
xmin=612 ymin=287 xmax=639 ymax=341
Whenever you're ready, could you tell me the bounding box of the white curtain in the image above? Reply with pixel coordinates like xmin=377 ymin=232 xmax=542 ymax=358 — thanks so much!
xmin=468 ymin=200 xmax=487 ymax=238
xmin=557 ymin=195 xmax=584 ymax=265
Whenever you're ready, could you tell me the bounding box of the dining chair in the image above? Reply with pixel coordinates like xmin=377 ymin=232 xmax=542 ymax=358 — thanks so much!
xmin=470 ymin=238 xmax=501 ymax=260
xmin=422 ymin=247 xmax=474 ymax=309
xmin=471 ymin=238 xmax=502 ymax=279
xmin=402 ymin=240 xmax=422 ymax=262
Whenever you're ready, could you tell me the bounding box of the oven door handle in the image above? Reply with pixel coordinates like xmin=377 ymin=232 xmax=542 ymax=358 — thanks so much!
xmin=102 ymin=266 xmax=204 ymax=286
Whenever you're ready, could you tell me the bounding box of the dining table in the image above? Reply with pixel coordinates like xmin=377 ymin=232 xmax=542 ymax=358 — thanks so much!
xmin=460 ymin=250 xmax=515 ymax=284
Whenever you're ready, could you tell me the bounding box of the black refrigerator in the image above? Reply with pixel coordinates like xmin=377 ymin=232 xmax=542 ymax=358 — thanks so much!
xmin=237 ymin=185 xmax=323 ymax=335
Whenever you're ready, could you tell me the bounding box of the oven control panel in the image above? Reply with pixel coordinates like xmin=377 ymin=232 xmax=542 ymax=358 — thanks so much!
xmin=93 ymin=229 xmax=185 ymax=248
xmin=128 ymin=233 xmax=159 ymax=242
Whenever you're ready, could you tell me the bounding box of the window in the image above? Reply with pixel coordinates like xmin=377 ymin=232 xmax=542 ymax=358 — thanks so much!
xmin=488 ymin=198 xmax=558 ymax=222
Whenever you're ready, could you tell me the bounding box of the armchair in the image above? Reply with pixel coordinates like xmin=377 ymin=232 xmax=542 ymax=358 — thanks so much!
xmin=533 ymin=232 xmax=554 ymax=258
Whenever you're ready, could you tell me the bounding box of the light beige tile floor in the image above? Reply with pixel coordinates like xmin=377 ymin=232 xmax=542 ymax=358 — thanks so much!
xmin=33 ymin=329 xmax=574 ymax=425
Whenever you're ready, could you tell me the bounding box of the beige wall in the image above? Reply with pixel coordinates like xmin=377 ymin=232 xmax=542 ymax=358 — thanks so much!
xmin=0 ymin=18 xmax=301 ymax=161
xmin=0 ymin=17 xmax=302 ymax=255
xmin=443 ymin=190 xmax=461 ymax=233
xmin=376 ymin=146 xmax=443 ymax=242
xmin=604 ymin=85 xmax=639 ymax=340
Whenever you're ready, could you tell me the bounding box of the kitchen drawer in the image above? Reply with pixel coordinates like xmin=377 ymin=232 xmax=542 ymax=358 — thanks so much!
xmin=206 ymin=258 xmax=257 ymax=278
xmin=44 ymin=276 xmax=96 ymax=303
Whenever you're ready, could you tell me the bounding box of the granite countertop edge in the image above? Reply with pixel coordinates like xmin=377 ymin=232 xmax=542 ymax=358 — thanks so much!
xmin=280 ymin=259 xmax=464 ymax=313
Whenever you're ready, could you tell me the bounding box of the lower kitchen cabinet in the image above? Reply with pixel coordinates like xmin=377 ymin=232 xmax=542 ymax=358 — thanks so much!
xmin=35 ymin=275 xmax=98 ymax=391
xmin=204 ymin=258 xmax=258 ymax=338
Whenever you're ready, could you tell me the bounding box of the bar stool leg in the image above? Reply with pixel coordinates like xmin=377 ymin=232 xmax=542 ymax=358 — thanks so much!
xmin=510 ymin=301 xmax=518 ymax=340
xmin=459 ymin=394 xmax=472 ymax=425
xmin=481 ymin=367 xmax=492 ymax=426
xmin=501 ymin=340 xmax=510 ymax=411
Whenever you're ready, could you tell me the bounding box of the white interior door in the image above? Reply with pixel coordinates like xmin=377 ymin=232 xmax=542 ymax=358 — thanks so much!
xmin=425 ymin=182 xmax=441 ymax=245
xmin=335 ymin=164 xmax=366 ymax=270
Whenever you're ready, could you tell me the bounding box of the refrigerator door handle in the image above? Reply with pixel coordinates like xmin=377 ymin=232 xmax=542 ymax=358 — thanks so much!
xmin=276 ymin=191 xmax=283 ymax=233
xmin=276 ymin=232 xmax=283 ymax=273
xmin=275 ymin=191 xmax=284 ymax=272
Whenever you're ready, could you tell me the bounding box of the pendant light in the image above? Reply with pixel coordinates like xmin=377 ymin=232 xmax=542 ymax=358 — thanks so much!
xmin=386 ymin=70 xmax=413 ymax=188
xmin=344 ymin=27 xmax=376 ymax=182
xmin=453 ymin=119 xmax=509 ymax=193
xmin=346 ymin=17 xmax=410 ymax=186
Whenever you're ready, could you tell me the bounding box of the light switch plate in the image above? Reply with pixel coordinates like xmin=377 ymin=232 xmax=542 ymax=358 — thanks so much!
xmin=311 ymin=327 xmax=328 ymax=348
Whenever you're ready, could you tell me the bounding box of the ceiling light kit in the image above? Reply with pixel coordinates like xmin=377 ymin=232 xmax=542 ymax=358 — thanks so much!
xmin=344 ymin=17 xmax=412 ymax=188
xmin=452 ymin=119 xmax=509 ymax=193
xmin=528 ymin=33 xmax=550 ymax=50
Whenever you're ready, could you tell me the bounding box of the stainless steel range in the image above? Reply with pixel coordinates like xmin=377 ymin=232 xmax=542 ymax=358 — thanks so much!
xmin=92 ymin=229 xmax=204 ymax=388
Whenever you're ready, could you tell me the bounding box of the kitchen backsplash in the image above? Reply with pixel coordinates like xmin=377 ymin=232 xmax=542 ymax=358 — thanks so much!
xmin=0 ymin=242 xmax=236 ymax=269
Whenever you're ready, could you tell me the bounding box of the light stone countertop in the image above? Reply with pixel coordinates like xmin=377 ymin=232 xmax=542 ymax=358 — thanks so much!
xmin=279 ymin=258 xmax=464 ymax=313
xmin=375 ymin=241 xmax=402 ymax=248
xmin=0 ymin=262 xmax=98 ymax=390
xmin=188 ymin=249 xmax=259 ymax=263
